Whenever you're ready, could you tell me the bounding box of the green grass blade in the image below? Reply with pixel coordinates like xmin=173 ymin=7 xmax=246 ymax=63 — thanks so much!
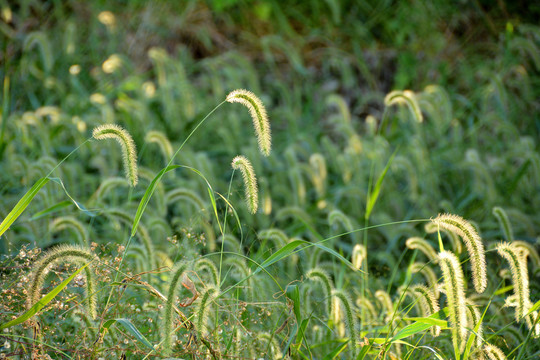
xmin=392 ymin=309 xmax=448 ymax=341
xmin=253 ymin=239 xmax=355 ymax=276
xmin=365 ymin=150 xmax=397 ymax=220
xmin=0 ymin=177 xmax=49 ymax=237
xmin=101 ymin=318 xmax=154 ymax=350
xmin=322 ymin=340 xmax=349 ymax=360
xmin=0 ymin=261 xmax=90 ymax=330
xmin=30 ymin=200 xmax=72 ymax=220
xmin=402 ymin=316 xmax=449 ymax=328
xmin=131 ymin=165 xmax=180 ymax=237
xmin=48 ymin=177 xmax=95 ymax=216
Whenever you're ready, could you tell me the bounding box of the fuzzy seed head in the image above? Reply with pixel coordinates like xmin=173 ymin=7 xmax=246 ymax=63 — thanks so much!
xmin=232 ymin=155 xmax=258 ymax=214
xmin=411 ymin=284 xmax=441 ymax=337
xmin=432 ymin=214 xmax=487 ymax=293
xmin=226 ymin=89 xmax=271 ymax=156
xmin=484 ymin=343 xmax=506 ymax=360
xmin=406 ymin=237 xmax=438 ymax=262
xmin=92 ymin=124 xmax=138 ymax=186
xmin=352 ymin=244 xmax=367 ymax=270
xmin=496 ymin=242 xmax=530 ymax=323
xmin=438 ymin=250 xmax=468 ymax=352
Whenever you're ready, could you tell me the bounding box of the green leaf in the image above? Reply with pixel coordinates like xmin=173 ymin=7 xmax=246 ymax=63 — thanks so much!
xmin=494 ymin=285 xmax=514 ymax=295
xmin=30 ymin=200 xmax=72 ymax=220
xmin=526 ymin=299 xmax=540 ymax=315
xmin=0 ymin=177 xmax=49 ymax=237
xmin=131 ymin=165 xmax=180 ymax=237
xmin=0 ymin=262 xmax=90 ymax=330
xmin=101 ymin=318 xmax=154 ymax=350
xmin=402 ymin=316 xmax=449 ymax=328
xmin=392 ymin=309 xmax=448 ymax=341
xmin=253 ymin=239 xmax=355 ymax=277
xmin=48 ymin=177 xmax=95 ymax=216
xmin=322 ymin=339 xmax=349 ymax=360
xmin=365 ymin=150 xmax=397 ymax=220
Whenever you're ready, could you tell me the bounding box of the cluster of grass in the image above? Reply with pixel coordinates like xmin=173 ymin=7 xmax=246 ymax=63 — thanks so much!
xmin=1 ymin=1 xmax=540 ymax=359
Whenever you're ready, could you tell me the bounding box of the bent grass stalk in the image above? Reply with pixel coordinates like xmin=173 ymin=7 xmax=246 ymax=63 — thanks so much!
xmin=92 ymin=124 xmax=138 ymax=187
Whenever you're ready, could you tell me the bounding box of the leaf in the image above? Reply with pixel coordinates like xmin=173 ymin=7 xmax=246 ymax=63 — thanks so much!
xmin=0 ymin=262 xmax=90 ymax=330
xmin=527 ymin=299 xmax=540 ymax=315
xmin=101 ymin=318 xmax=154 ymax=350
xmin=322 ymin=339 xmax=349 ymax=360
xmin=0 ymin=177 xmax=49 ymax=237
xmin=365 ymin=150 xmax=397 ymax=220
xmin=392 ymin=309 xmax=448 ymax=341
xmin=403 ymin=316 xmax=449 ymax=328
xmin=48 ymin=177 xmax=96 ymax=216
xmin=30 ymin=200 xmax=72 ymax=220
xmin=131 ymin=165 xmax=180 ymax=237
xmin=253 ymin=239 xmax=357 ymax=277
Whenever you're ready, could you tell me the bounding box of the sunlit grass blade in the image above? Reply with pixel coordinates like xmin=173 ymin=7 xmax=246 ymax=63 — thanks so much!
xmin=131 ymin=165 xmax=180 ymax=237
xmin=0 ymin=177 xmax=49 ymax=238
xmin=0 ymin=262 xmax=90 ymax=330
xmin=365 ymin=149 xmax=397 ymax=220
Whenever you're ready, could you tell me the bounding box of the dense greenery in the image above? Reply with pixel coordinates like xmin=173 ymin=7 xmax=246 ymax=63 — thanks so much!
xmin=1 ymin=1 xmax=539 ymax=359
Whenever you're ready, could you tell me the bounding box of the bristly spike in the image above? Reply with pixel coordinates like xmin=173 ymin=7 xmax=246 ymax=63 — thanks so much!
xmin=231 ymin=155 xmax=259 ymax=214
xmin=226 ymin=89 xmax=271 ymax=156
xmin=496 ymin=241 xmax=537 ymax=337
xmin=92 ymin=124 xmax=138 ymax=186
xmin=432 ymin=213 xmax=487 ymax=293
xmin=438 ymin=250 xmax=468 ymax=353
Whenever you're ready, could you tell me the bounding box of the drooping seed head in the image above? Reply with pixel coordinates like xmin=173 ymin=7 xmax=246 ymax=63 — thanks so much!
xmin=438 ymin=250 xmax=468 ymax=352
xmin=226 ymin=89 xmax=271 ymax=156
xmin=411 ymin=284 xmax=441 ymax=337
xmin=484 ymin=343 xmax=506 ymax=360
xmin=384 ymin=90 xmax=423 ymax=123
xmin=496 ymin=242 xmax=530 ymax=323
xmin=231 ymin=155 xmax=258 ymax=214
xmin=92 ymin=124 xmax=138 ymax=186
xmin=432 ymin=214 xmax=487 ymax=293
xmin=406 ymin=237 xmax=438 ymax=263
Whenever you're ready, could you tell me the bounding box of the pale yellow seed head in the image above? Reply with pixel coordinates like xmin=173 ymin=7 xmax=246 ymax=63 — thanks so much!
xmin=432 ymin=213 xmax=487 ymax=293
xmin=92 ymin=124 xmax=138 ymax=187
xmin=231 ymin=155 xmax=258 ymax=214
xmin=226 ymin=89 xmax=271 ymax=156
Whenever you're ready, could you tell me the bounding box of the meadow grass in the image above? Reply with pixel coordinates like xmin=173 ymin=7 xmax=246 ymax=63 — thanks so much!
xmin=1 ymin=1 xmax=540 ymax=359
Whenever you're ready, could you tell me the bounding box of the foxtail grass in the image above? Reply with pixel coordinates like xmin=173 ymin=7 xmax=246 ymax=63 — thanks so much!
xmin=28 ymin=245 xmax=98 ymax=319
xmin=226 ymin=89 xmax=271 ymax=156
xmin=231 ymin=155 xmax=259 ymax=214
xmin=438 ymin=250 xmax=468 ymax=354
xmin=432 ymin=214 xmax=487 ymax=293
xmin=92 ymin=124 xmax=138 ymax=186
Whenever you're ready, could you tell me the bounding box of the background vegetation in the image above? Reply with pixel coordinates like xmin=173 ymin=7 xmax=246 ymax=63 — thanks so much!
xmin=1 ymin=0 xmax=539 ymax=359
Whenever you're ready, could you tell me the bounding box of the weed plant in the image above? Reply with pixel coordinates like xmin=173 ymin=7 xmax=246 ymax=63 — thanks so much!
xmin=1 ymin=1 xmax=540 ymax=359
